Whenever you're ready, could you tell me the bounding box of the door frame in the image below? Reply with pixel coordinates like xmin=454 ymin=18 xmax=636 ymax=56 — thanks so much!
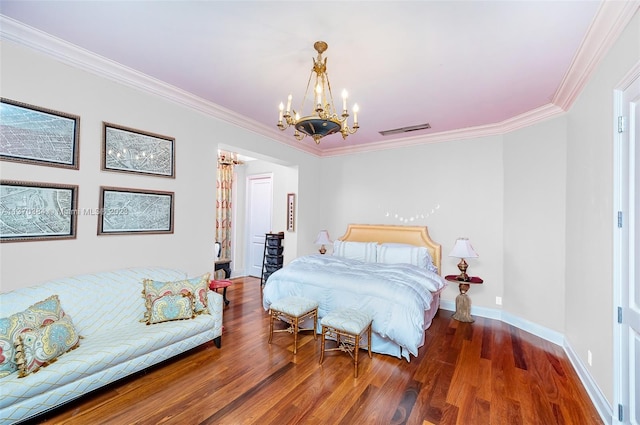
xmin=613 ymin=60 xmax=640 ymax=424
xmin=245 ymin=173 xmax=273 ymax=278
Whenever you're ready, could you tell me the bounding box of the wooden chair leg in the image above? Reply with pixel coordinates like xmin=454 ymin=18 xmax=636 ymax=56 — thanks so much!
xmin=367 ymin=323 xmax=372 ymax=358
xmin=354 ymin=333 xmax=360 ymax=378
xmin=268 ymin=311 xmax=274 ymax=344
xmin=319 ymin=326 xmax=326 ymax=364
xmin=293 ymin=317 xmax=299 ymax=354
xmin=313 ymin=309 xmax=318 ymax=340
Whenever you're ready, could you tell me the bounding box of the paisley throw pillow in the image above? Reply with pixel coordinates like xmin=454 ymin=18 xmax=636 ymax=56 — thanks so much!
xmin=0 ymin=295 xmax=66 ymax=378
xmin=147 ymin=293 xmax=195 ymax=325
xmin=14 ymin=314 xmax=80 ymax=378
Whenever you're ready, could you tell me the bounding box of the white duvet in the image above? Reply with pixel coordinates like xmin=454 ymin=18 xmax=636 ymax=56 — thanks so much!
xmin=262 ymin=254 xmax=447 ymax=360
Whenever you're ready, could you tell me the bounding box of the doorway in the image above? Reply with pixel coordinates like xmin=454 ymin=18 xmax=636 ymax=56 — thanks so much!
xmin=246 ymin=174 xmax=273 ymax=277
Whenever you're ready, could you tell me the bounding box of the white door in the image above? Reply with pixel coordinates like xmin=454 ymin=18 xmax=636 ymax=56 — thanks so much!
xmin=246 ymin=174 xmax=272 ymax=277
xmin=614 ymin=65 xmax=640 ymax=424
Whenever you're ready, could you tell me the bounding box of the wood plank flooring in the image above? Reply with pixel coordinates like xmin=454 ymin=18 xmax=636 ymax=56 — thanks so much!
xmin=27 ymin=276 xmax=603 ymax=425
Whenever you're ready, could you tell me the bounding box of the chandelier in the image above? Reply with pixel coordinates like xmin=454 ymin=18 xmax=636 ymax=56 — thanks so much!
xmin=277 ymin=41 xmax=359 ymax=144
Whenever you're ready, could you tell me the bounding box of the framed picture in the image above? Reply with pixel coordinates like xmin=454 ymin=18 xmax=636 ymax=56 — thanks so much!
xmin=0 ymin=98 xmax=80 ymax=169
xmin=0 ymin=180 xmax=78 ymax=242
xmin=102 ymin=122 xmax=175 ymax=178
xmin=98 ymin=186 xmax=174 ymax=235
xmin=287 ymin=193 xmax=295 ymax=232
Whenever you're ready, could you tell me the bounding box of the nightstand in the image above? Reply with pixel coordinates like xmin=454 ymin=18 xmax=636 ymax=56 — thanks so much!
xmin=445 ymin=275 xmax=483 ymax=323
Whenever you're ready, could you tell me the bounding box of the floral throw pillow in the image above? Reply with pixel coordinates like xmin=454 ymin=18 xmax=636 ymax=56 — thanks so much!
xmin=147 ymin=293 xmax=195 ymax=325
xmin=0 ymin=295 xmax=66 ymax=378
xmin=141 ymin=273 xmax=210 ymax=323
xmin=14 ymin=314 xmax=80 ymax=378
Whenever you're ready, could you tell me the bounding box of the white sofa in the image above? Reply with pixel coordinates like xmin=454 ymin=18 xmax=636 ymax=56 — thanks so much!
xmin=0 ymin=267 xmax=223 ymax=424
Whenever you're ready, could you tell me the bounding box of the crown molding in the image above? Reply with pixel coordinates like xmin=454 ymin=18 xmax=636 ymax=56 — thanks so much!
xmin=0 ymin=15 xmax=322 ymax=157
xmin=319 ymin=103 xmax=565 ymax=157
xmin=553 ymin=0 xmax=640 ymax=110
xmin=2 ymin=2 xmax=637 ymax=159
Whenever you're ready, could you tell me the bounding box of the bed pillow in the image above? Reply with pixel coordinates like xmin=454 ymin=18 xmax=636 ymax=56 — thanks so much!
xmin=0 ymin=295 xmax=66 ymax=378
xmin=142 ymin=273 xmax=210 ymax=323
xmin=333 ymin=240 xmax=378 ymax=262
xmin=14 ymin=314 xmax=80 ymax=377
xmin=147 ymin=293 xmax=195 ymax=325
xmin=377 ymin=243 xmax=438 ymax=273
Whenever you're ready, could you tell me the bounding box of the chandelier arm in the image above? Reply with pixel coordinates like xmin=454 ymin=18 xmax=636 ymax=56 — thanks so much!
xmin=324 ymin=69 xmax=337 ymax=116
xmin=300 ymin=64 xmax=315 ymax=116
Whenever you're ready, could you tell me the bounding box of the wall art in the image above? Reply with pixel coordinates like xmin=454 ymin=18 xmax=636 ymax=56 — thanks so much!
xmin=0 ymin=180 xmax=78 ymax=242
xmin=102 ymin=122 xmax=174 ymax=177
xmin=0 ymin=98 xmax=80 ymax=169
xmin=98 ymin=186 xmax=174 ymax=235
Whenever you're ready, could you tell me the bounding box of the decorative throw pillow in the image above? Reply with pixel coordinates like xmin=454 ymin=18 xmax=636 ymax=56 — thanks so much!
xmin=377 ymin=243 xmax=438 ymax=273
xmin=14 ymin=314 xmax=80 ymax=378
xmin=333 ymin=240 xmax=378 ymax=262
xmin=147 ymin=293 xmax=195 ymax=325
xmin=142 ymin=273 xmax=210 ymax=323
xmin=180 ymin=273 xmax=210 ymax=315
xmin=0 ymin=295 xmax=66 ymax=378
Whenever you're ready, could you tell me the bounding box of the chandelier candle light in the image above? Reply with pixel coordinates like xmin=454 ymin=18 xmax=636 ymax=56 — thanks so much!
xmin=277 ymin=41 xmax=359 ymax=144
xmin=448 ymin=238 xmax=479 ymax=282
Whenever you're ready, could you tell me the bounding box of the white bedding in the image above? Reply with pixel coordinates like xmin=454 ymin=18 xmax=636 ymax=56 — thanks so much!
xmin=262 ymin=254 xmax=447 ymax=361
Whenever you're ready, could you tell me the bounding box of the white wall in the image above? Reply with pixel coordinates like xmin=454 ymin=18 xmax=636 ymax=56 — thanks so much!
xmin=503 ymin=116 xmax=567 ymax=333
xmin=564 ymin=10 xmax=640 ymax=405
xmin=318 ymin=137 xmax=504 ymax=310
xmin=0 ymin=40 xmax=319 ymax=290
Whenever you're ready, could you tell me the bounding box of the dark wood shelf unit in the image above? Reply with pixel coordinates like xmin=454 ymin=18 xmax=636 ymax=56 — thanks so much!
xmin=261 ymin=232 xmax=284 ymax=286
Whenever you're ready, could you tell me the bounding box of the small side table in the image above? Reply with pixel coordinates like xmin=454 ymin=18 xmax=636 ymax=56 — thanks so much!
xmin=209 ymin=279 xmax=232 ymax=306
xmin=214 ymin=259 xmax=232 ymax=279
xmin=445 ymin=275 xmax=483 ymax=323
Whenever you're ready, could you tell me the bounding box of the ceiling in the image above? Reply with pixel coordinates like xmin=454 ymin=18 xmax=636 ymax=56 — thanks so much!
xmin=0 ymin=1 xmax=636 ymax=157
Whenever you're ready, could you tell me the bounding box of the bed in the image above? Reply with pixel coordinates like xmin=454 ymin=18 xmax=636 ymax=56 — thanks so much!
xmin=262 ymin=224 xmax=447 ymax=361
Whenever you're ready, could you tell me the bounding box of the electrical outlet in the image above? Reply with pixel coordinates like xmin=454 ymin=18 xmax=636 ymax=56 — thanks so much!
xmin=588 ymin=350 xmax=593 ymax=366
xmin=495 ymin=296 xmax=502 ymax=306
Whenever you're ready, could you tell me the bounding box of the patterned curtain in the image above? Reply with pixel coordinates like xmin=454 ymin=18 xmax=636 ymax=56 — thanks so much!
xmin=216 ymin=161 xmax=234 ymax=262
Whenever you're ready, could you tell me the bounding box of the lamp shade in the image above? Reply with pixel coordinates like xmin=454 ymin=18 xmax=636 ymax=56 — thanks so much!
xmin=314 ymin=230 xmax=332 ymax=245
xmin=449 ymin=238 xmax=478 ymax=259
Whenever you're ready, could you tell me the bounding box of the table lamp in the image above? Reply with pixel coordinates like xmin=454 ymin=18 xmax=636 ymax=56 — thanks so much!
xmin=449 ymin=238 xmax=478 ymax=281
xmin=314 ymin=230 xmax=332 ymax=254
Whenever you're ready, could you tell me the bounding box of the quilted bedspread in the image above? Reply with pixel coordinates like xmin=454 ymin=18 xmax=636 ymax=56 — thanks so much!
xmin=262 ymin=255 xmax=446 ymax=360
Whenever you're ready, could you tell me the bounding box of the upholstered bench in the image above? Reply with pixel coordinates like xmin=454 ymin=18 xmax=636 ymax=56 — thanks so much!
xmin=268 ymin=296 xmax=318 ymax=354
xmin=320 ymin=308 xmax=372 ymax=377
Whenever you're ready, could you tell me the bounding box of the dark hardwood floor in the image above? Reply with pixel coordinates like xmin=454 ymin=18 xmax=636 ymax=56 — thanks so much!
xmin=28 ymin=276 xmax=603 ymax=425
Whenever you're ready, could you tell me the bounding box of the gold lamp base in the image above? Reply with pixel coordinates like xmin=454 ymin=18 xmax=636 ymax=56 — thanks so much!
xmin=456 ymin=258 xmax=470 ymax=282
xmin=318 ymin=244 xmax=327 ymax=255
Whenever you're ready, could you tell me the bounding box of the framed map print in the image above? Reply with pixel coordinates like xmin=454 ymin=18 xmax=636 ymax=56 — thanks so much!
xmin=0 ymin=180 xmax=78 ymax=242
xmin=97 ymin=186 xmax=174 ymax=235
xmin=0 ymin=98 xmax=80 ymax=169
xmin=102 ymin=123 xmax=175 ymax=178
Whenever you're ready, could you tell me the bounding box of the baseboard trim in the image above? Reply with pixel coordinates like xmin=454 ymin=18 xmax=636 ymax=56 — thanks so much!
xmin=563 ymin=340 xmax=613 ymax=424
xmin=438 ymin=301 xmax=612 ymax=424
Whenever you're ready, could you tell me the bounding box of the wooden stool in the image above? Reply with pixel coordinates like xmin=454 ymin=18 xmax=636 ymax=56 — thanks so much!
xmin=268 ymin=296 xmax=318 ymax=354
xmin=209 ymin=279 xmax=232 ymax=305
xmin=320 ymin=308 xmax=372 ymax=377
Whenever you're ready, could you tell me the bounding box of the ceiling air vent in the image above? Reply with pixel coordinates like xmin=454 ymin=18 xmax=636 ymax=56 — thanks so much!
xmin=379 ymin=123 xmax=431 ymax=136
